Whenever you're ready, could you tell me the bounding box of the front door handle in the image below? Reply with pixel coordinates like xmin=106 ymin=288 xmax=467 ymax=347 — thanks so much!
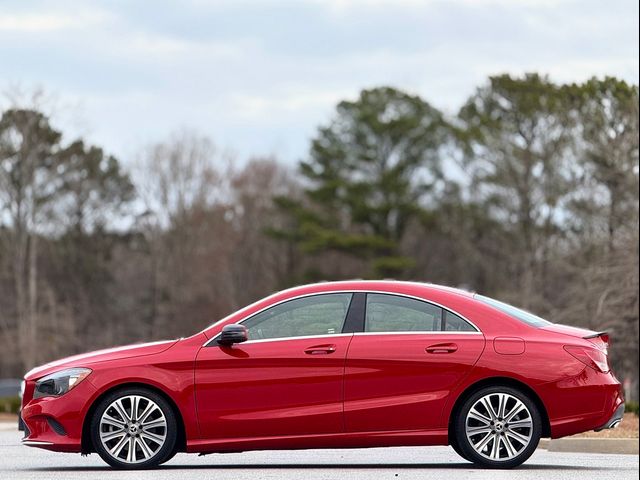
xmin=304 ymin=344 xmax=336 ymax=355
xmin=426 ymin=342 xmax=458 ymax=354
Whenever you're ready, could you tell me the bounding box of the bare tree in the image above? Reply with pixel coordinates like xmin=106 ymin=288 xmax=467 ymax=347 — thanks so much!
xmin=229 ymin=158 xmax=299 ymax=306
xmin=135 ymin=130 xmax=232 ymax=337
xmin=0 ymin=108 xmax=63 ymax=370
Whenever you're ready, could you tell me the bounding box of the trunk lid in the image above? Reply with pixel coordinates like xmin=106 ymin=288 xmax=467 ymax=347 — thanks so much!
xmin=541 ymin=324 xmax=609 ymax=351
xmin=540 ymin=323 xmax=598 ymax=338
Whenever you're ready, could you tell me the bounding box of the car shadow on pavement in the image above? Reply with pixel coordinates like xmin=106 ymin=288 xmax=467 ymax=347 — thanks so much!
xmin=26 ymin=463 xmax=615 ymax=472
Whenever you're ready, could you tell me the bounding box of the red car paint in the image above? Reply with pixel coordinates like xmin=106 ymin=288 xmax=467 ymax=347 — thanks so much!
xmin=21 ymin=281 xmax=624 ymax=455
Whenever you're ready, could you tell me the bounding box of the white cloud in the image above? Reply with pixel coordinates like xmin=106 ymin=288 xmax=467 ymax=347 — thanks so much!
xmin=118 ymin=33 xmax=247 ymax=59
xmin=304 ymin=0 xmax=565 ymax=15
xmin=229 ymin=88 xmax=354 ymax=120
xmin=1 ymin=0 xmax=637 ymax=165
xmin=0 ymin=11 xmax=111 ymax=32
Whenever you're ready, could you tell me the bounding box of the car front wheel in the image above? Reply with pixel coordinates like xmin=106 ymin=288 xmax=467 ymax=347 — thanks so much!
xmin=454 ymin=386 xmax=542 ymax=468
xmin=91 ymin=387 xmax=177 ymax=469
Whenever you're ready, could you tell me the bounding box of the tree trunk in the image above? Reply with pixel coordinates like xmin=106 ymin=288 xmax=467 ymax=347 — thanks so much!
xmin=607 ymin=183 xmax=618 ymax=255
xmin=15 ymin=224 xmax=29 ymax=372
xmin=26 ymin=230 xmax=38 ymax=370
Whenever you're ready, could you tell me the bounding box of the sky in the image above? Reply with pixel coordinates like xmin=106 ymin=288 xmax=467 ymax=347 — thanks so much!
xmin=1 ymin=0 xmax=639 ymax=166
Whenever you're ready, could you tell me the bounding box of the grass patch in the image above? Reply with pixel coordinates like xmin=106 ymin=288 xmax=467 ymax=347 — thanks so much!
xmin=0 ymin=396 xmax=20 ymax=414
xmin=625 ymin=401 xmax=639 ymax=416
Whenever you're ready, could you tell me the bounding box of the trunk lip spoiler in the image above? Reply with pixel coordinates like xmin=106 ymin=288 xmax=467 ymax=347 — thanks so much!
xmin=583 ymin=331 xmax=609 ymax=339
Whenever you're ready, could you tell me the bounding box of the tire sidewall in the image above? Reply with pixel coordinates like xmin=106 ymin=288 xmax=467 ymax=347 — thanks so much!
xmin=455 ymin=385 xmax=542 ymax=469
xmin=91 ymin=387 xmax=177 ymax=469
xmin=450 ymin=435 xmax=471 ymax=462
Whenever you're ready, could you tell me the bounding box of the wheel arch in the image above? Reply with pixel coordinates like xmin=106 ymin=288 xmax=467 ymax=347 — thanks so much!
xmin=81 ymin=382 xmax=187 ymax=455
xmin=448 ymin=376 xmax=551 ymax=441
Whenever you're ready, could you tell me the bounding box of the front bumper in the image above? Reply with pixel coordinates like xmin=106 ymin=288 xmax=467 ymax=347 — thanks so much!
xmin=21 ymin=377 xmax=97 ymax=453
xmin=18 ymin=410 xmax=25 ymax=431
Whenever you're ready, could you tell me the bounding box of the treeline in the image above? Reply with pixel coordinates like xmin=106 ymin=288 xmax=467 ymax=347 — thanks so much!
xmin=0 ymin=74 xmax=638 ymax=399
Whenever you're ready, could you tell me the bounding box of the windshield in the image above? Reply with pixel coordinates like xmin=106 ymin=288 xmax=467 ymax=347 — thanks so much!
xmin=475 ymin=295 xmax=552 ymax=327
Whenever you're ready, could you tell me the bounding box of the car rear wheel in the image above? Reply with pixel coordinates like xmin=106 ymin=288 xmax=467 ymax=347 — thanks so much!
xmin=454 ymin=386 xmax=541 ymax=468
xmin=91 ymin=387 xmax=177 ymax=469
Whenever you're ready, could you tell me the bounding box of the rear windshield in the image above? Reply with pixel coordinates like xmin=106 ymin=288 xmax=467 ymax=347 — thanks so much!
xmin=475 ymin=295 xmax=552 ymax=327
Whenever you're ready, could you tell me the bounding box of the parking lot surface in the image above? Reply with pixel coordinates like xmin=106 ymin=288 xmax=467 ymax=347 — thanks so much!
xmin=1 ymin=429 xmax=638 ymax=480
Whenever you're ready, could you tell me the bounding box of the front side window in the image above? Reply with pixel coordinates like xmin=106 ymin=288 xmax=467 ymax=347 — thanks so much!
xmin=242 ymin=293 xmax=353 ymax=341
xmin=365 ymin=294 xmax=443 ymax=332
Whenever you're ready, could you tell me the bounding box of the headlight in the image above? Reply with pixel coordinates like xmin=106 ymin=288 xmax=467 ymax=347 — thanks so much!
xmin=20 ymin=380 xmax=25 ymax=399
xmin=34 ymin=368 xmax=92 ymax=399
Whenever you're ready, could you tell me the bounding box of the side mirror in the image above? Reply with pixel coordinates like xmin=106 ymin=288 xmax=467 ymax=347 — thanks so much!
xmin=218 ymin=324 xmax=248 ymax=346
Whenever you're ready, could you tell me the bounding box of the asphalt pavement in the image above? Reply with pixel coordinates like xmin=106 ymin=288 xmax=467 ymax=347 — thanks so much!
xmin=0 ymin=429 xmax=638 ymax=480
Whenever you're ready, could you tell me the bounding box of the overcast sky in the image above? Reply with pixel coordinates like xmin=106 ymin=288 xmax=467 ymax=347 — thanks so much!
xmin=1 ymin=0 xmax=638 ymax=165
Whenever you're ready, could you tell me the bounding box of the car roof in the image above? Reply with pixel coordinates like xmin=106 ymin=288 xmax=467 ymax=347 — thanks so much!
xmin=276 ymin=280 xmax=475 ymax=298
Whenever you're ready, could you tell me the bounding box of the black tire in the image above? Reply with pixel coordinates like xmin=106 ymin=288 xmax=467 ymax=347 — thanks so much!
xmin=91 ymin=387 xmax=177 ymax=469
xmin=158 ymin=447 xmax=178 ymax=465
xmin=454 ymin=386 xmax=542 ymax=469
xmin=450 ymin=435 xmax=471 ymax=462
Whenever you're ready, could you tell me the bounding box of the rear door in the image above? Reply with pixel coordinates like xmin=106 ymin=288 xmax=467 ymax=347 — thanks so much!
xmin=343 ymin=293 xmax=485 ymax=433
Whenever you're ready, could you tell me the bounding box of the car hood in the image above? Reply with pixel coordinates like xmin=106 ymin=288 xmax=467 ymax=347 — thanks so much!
xmin=540 ymin=323 xmax=598 ymax=339
xmin=24 ymin=340 xmax=178 ymax=380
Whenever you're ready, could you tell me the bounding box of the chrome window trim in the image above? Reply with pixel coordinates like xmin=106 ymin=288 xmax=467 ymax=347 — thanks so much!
xmin=239 ymin=333 xmax=354 ymax=345
xmin=354 ymin=331 xmax=482 ymax=336
xmin=203 ymin=289 xmax=481 ymax=347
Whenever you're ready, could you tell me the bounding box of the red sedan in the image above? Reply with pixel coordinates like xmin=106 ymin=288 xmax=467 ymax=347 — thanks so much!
xmin=20 ymin=281 xmax=624 ymax=469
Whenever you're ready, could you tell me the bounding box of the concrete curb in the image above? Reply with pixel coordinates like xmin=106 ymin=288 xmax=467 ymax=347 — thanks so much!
xmin=539 ymin=437 xmax=639 ymax=455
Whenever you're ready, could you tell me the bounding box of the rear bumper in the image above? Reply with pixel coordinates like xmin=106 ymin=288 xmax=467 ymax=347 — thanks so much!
xmin=594 ymin=402 xmax=625 ymax=431
xmin=539 ymin=367 xmax=624 ymax=439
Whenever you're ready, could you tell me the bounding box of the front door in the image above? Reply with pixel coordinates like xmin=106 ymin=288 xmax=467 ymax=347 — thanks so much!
xmin=195 ymin=293 xmax=355 ymax=440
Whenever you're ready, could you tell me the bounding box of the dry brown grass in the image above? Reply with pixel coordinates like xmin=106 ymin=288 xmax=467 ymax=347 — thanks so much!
xmin=0 ymin=413 xmax=17 ymax=422
xmin=571 ymin=413 xmax=639 ymax=438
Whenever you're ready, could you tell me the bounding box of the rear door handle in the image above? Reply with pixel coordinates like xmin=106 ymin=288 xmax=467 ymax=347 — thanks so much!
xmin=304 ymin=344 xmax=337 ymax=355
xmin=426 ymin=343 xmax=458 ymax=354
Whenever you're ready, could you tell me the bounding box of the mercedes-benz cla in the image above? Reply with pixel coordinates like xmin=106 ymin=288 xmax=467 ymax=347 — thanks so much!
xmin=20 ymin=281 xmax=624 ymax=469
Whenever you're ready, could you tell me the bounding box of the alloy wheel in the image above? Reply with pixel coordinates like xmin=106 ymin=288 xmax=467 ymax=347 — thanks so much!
xmin=98 ymin=395 xmax=167 ymax=464
xmin=464 ymin=392 xmax=533 ymax=461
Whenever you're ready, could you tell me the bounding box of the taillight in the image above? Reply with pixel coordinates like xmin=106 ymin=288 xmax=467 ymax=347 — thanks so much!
xmin=584 ymin=331 xmax=610 ymax=354
xmin=564 ymin=345 xmax=610 ymax=373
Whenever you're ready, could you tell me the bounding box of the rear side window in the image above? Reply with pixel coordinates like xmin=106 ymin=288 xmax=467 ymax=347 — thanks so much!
xmin=444 ymin=311 xmax=476 ymax=332
xmin=365 ymin=294 xmax=442 ymax=332
xmin=476 ymin=294 xmax=551 ymax=327
xmin=365 ymin=293 xmax=478 ymax=333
